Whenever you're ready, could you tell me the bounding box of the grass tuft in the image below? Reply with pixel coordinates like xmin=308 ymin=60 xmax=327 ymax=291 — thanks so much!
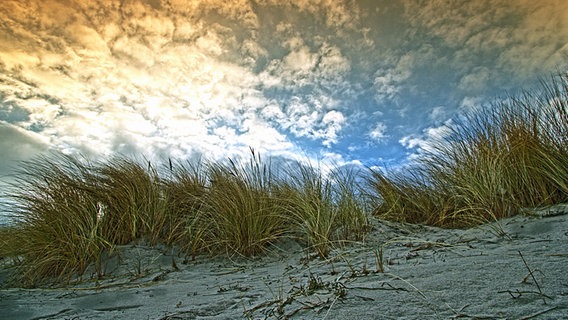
xmin=276 ymin=162 xmax=368 ymax=258
xmin=3 ymin=153 xmax=110 ymax=286
xmin=190 ymin=149 xmax=287 ymax=257
xmin=1 ymin=72 xmax=565 ymax=287
xmin=369 ymin=72 xmax=568 ymax=227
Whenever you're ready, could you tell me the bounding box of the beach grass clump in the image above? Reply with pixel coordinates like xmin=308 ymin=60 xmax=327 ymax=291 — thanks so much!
xmin=276 ymin=163 xmax=368 ymax=258
xmin=93 ymin=157 xmax=169 ymax=245
xmin=3 ymin=154 xmax=111 ymax=286
xmin=1 ymin=154 xmax=177 ymax=286
xmin=0 ymin=225 xmax=19 ymax=258
xmin=370 ymin=72 xmax=568 ymax=227
xmin=185 ymin=149 xmax=287 ymax=257
xmin=330 ymin=167 xmax=369 ymax=241
xmin=161 ymin=158 xmax=207 ymax=250
xmin=0 ymin=149 xmax=372 ymax=286
xmin=367 ymin=168 xmax=457 ymax=226
xmin=275 ymin=163 xmax=337 ymax=258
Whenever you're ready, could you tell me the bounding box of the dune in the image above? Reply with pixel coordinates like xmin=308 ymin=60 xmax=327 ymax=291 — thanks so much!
xmin=1 ymin=204 xmax=567 ymax=319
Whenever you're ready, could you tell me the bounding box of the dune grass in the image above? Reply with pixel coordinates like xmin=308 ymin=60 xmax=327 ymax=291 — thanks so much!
xmin=0 ymin=72 xmax=566 ymax=287
xmin=184 ymin=149 xmax=287 ymax=257
xmin=161 ymin=158 xmax=207 ymax=253
xmin=0 ymin=149 xmax=369 ymax=286
xmin=94 ymin=157 xmax=171 ymax=246
xmin=2 ymin=154 xmax=111 ymax=286
xmin=275 ymin=162 xmax=368 ymax=258
xmin=369 ymin=72 xmax=568 ymax=227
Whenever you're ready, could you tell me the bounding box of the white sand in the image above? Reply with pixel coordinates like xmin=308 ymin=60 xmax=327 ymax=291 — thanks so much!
xmin=1 ymin=204 xmax=567 ymax=319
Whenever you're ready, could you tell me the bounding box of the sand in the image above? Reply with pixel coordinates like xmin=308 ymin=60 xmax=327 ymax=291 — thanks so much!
xmin=1 ymin=204 xmax=567 ymax=319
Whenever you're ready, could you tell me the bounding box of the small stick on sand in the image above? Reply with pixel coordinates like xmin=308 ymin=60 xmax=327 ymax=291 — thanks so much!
xmin=518 ymin=250 xmax=547 ymax=304
xmin=518 ymin=306 xmax=558 ymax=320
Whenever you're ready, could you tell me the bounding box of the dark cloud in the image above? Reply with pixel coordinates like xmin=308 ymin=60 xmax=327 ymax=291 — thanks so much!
xmin=0 ymin=96 xmax=30 ymax=123
xmin=0 ymin=122 xmax=49 ymax=177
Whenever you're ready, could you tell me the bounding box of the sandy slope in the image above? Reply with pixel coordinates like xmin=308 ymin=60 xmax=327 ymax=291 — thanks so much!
xmin=1 ymin=205 xmax=567 ymax=319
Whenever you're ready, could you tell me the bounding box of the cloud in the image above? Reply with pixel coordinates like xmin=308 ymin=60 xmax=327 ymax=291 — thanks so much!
xmin=240 ymin=114 xmax=294 ymax=152
xmin=263 ymin=94 xmax=347 ymax=148
xmin=399 ymin=120 xmax=454 ymax=158
xmin=402 ymin=0 xmax=568 ymax=78
xmin=458 ymin=67 xmax=491 ymax=94
xmin=319 ymin=110 xmax=345 ymax=147
xmin=0 ymin=0 xmax=364 ymax=169
xmin=373 ymin=54 xmax=413 ymax=104
xmin=197 ymin=0 xmax=260 ymax=29
xmin=260 ymin=0 xmax=361 ymax=30
xmin=0 ymin=122 xmax=49 ymax=177
xmin=283 ymin=38 xmax=318 ymax=72
xmin=240 ymin=38 xmax=268 ymax=68
xmin=369 ymin=122 xmax=387 ymax=142
xmin=262 ymin=38 xmax=351 ymax=91
xmin=428 ymin=106 xmax=447 ymax=122
xmin=0 ymin=0 xmax=564 ymax=181
xmin=252 ymin=37 xmax=352 ymax=147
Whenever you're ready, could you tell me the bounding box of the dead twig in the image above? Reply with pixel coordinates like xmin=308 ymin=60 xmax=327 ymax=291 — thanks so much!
xmin=346 ymin=281 xmax=409 ymax=293
xmin=386 ymin=273 xmax=427 ymax=299
xmin=518 ymin=306 xmax=558 ymax=320
xmin=547 ymin=253 xmax=568 ymax=257
xmin=498 ymin=289 xmax=553 ymax=300
xmin=448 ymin=304 xmax=498 ymax=319
xmin=518 ymin=250 xmax=548 ymax=304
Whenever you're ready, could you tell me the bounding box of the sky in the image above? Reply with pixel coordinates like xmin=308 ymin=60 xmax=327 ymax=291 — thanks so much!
xmin=1 ymin=0 xmax=567 ymax=181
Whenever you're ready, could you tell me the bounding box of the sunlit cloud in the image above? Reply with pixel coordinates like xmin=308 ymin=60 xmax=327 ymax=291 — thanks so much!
xmin=0 ymin=0 xmax=565 ymax=176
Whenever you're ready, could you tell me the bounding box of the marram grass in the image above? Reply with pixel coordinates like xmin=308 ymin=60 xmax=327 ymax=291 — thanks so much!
xmin=2 ymin=154 xmax=111 ymax=286
xmin=369 ymin=72 xmax=568 ymax=227
xmin=1 ymin=149 xmax=369 ymax=286
xmin=275 ymin=162 xmax=368 ymax=258
xmin=187 ymin=150 xmax=287 ymax=257
xmin=1 ymin=72 xmax=566 ymax=287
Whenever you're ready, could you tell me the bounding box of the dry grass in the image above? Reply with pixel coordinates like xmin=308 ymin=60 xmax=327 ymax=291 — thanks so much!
xmin=2 ymin=154 xmax=111 ymax=286
xmin=161 ymin=158 xmax=207 ymax=253
xmin=186 ymin=149 xmax=287 ymax=257
xmin=275 ymin=162 xmax=368 ymax=258
xmin=94 ymin=157 xmax=170 ymax=245
xmin=1 ymin=72 xmax=566 ymax=287
xmin=0 ymin=149 xmax=370 ymax=286
xmin=369 ymin=72 xmax=568 ymax=227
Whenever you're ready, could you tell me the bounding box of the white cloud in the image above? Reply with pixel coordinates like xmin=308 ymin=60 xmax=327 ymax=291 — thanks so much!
xmin=373 ymin=54 xmax=413 ymax=104
xmin=260 ymin=103 xmax=286 ymax=122
xmin=261 ymin=38 xmax=351 ymax=91
xmin=0 ymin=5 xmax=428 ymax=165
xmin=369 ymin=122 xmax=387 ymax=141
xmin=1 ymin=0 xmax=563 ymax=177
xmin=249 ymin=36 xmax=351 ymax=148
xmin=240 ymin=39 xmax=268 ymax=67
xmin=195 ymin=29 xmax=227 ymax=57
xmin=459 ymin=67 xmax=491 ymax=93
xmin=240 ymin=115 xmax=294 ymax=151
xmin=399 ymin=120 xmax=454 ymax=156
xmin=319 ymin=110 xmax=345 ymax=147
xmin=283 ymin=42 xmax=317 ymax=72
xmin=0 ymin=1 xmax=274 ymax=163
xmin=459 ymin=96 xmax=485 ymax=112
xmin=428 ymin=106 xmax=450 ymax=123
